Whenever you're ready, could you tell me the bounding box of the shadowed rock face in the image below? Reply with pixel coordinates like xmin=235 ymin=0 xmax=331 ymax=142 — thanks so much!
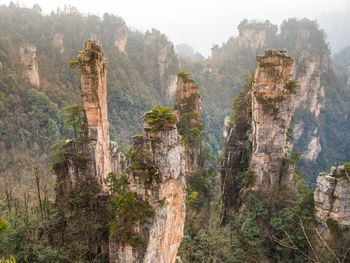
xmin=174 ymin=73 xmax=202 ymax=177
xmin=78 ymin=40 xmax=111 ymax=188
xmin=314 ymin=166 xmax=350 ymax=242
xmin=250 ymin=50 xmax=296 ymax=192
xmin=19 ymin=45 xmax=40 ymax=87
xmin=110 ymin=121 xmax=186 ymax=263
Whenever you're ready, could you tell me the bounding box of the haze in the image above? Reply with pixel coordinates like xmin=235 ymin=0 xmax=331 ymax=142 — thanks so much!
xmin=1 ymin=0 xmax=349 ymax=56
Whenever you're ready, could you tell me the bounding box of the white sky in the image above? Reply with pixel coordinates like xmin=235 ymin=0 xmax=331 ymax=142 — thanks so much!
xmin=1 ymin=0 xmax=349 ymax=56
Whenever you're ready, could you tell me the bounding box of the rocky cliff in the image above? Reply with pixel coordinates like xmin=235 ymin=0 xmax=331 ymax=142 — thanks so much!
xmin=77 ymin=40 xmax=111 ymax=189
xmin=237 ymin=20 xmax=278 ymax=50
xmin=174 ymin=71 xmax=203 ymax=177
xmin=54 ymin=40 xmax=186 ymax=263
xmin=143 ymin=29 xmax=179 ymax=97
xmin=110 ymin=109 xmax=186 ymax=263
xmin=114 ymin=25 xmax=128 ymax=53
xmin=250 ymin=50 xmax=296 ymax=191
xmin=19 ymin=44 xmax=40 ymax=87
xmin=53 ymin=40 xmax=113 ymax=258
xmin=221 ymin=50 xmax=297 ymax=222
xmin=282 ymin=26 xmax=329 ymax=163
xmin=314 ymin=165 xmax=350 ymax=245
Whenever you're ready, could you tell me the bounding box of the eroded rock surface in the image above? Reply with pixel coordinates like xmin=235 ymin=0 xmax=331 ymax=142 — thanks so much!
xmin=19 ymin=45 xmax=40 ymax=87
xmin=174 ymin=72 xmax=203 ymax=177
xmin=110 ymin=120 xmax=186 ymax=263
xmin=250 ymin=50 xmax=296 ymax=191
xmin=314 ymin=166 xmax=350 ymax=241
xmin=78 ymin=40 xmax=111 ymax=188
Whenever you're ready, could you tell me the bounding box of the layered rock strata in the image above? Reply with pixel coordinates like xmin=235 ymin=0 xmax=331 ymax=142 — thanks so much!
xmin=19 ymin=45 xmax=40 ymax=87
xmin=314 ymin=165 xmax=350 ymax=242
xmin=110 ymin=115 xmax=186 ymax=263
xmin=250 ymin=50 xmax=296 ymax=191
xmin=173 ymin=72 xmax=203 ymax=177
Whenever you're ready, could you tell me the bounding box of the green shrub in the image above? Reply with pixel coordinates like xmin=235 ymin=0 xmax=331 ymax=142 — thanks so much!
xmin=326 ymin=217 xmax=342 ymax=236
xmin=106 ymin=172 xmax=155 ymax=249
xmin=0 ymin=217 xmax=9 ymax=233
xmin=285 ymin=80 xmax=298 ymax=94
xmin=242 ymin=169 xmax=257 ymax=187
xmin=143 ymin=104 xmax=177 ymax=132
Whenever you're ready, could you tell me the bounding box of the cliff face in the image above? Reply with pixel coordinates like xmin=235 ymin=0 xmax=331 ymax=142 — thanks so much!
xmin=143 ymin=29 xmax=179 ymax=97
xmin=114 ymin=25 xmax=128 ymax=53
xmin=285 ymin=28 xmax=329 ymax=162
xmin=250 ymin=50 xmax=296 ymax=191
xmin=110 ymin=116 xmax=186 ymax=263
xmin=221 ymin=50 xmax=296 ymax=222
xmin=314 ymin=165 xmax=350 ymax=242
xmin=174 ymin=72 xmax=203 ymax=176
xmin=77 ymin=40 xmax=111 ymax=188
xmin=238 ymin=27 xmax=267 ymax=50
xmin=54 ymin=40 xmax=112 ymax=257
xmin=19 ymin=45 xmax=40 ymax=87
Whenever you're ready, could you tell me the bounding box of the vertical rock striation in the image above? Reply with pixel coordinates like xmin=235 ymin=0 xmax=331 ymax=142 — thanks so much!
xmin=19 ymin=45 xmax=40 ymax=87
xmin=314 ymin=165 xmax=350 ymax=243
xmin=174 ymin=71 xmax=203 ymax=177
xmin=221 ymin=50 xmax=296 ymax=222
xmin=250 ymin=50 xmax=296 ymax=191
xmin=53 ymin=40 xmax=112 ymax=258
xmin=77 ymin=40 xmax=111 ymax=188
xmin=110 ymin=113 xmax=186 ymax=263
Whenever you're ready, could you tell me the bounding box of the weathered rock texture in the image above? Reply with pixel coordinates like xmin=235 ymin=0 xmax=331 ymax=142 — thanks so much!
xmin=250 ymin=50 xmax=296 ymax=191
xmin=19 ymin=45 xmax=40 ymax=87
xmin=77 ymin=40 xmax=111 ymax=188
xmin=314 ymin=166 xmax=350 ymax=242
xmin=110 ymin=119 xmax=186 ymax=263
xmin=53 ymin=40 xmax=114 ymax=258
xmin=174 ymin=72 xmax=203 ymax=177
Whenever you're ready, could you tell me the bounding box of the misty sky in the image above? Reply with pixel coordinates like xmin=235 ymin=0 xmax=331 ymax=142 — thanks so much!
xmin=1 ymin=0 xmax=349 ymax=56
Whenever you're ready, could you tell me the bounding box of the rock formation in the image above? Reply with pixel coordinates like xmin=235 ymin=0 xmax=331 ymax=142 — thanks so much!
xmin=109 ymin=109 xmax=186 ymax=263
xmin=114 ymin=25 xmax=128 ymax=53
xmin=19 ymin=45 xmax=40 ymax=87
xmin=250 ymin=50 xmax=296 ymax=191
xmin=221 ymin=50 xmax=296 ymax=223
xmin=144 ymin=29 xmax=179 ymax=97
xmin=77 ymin=40 xmax=111 ymax=189
xmin=54 ymin=40 xmax=186 ymax=263
xmin=314 ymin=165 xmax=350 ymax=246
xmin=174 ymin=71 xmax=203 ymax=177
xmin=237 ymin=21 xmax=277 ymax=50
xmin=53 ymin=40 xmax=113 ymax=258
